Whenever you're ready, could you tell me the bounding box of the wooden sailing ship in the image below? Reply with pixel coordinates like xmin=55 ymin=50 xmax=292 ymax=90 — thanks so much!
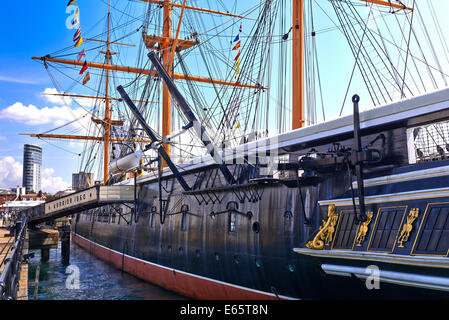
xmin=23 ymin=0 xmax=449 ymax=299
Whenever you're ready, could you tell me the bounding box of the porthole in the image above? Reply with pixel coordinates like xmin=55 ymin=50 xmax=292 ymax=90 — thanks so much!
xmin=288 ymin=264 xmax=295 ymax=272
xmin=233 ymin=255 xmax=239 ymax=265
xmin=255 ymin=258 xmax=262 ymax=268
xmin=195 ymin=249 xmax=200 ymax=257
xmin=179 ymin=247 xmax=183 ymax=255
xmin=284 ymin=210 xmax=293 ymax=221
xmin=252 ymin=221 xmax=260 ymax=233
xmin=215 ymin=253 xmax=220 ymax=261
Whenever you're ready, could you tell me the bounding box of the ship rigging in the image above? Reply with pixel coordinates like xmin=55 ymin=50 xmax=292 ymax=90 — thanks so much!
xmin=24 ymin=0 xmax=449 ymax=185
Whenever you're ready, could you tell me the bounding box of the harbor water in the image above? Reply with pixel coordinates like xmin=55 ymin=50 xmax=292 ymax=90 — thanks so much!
xmin=27 ymin=238 xmax=188 ymax=300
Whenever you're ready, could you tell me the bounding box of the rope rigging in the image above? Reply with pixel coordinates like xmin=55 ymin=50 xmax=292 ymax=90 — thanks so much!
xmin=28 ymin=0 xmax=449 ymax=183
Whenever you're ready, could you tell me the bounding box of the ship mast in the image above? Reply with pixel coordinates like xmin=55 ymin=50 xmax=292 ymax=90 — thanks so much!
xmin=162 ymin=0 xmax=173 ymax=158
xmin=103 ymin=0 xmax=112 ymax=183
xmin=26 ymin=0 xmax=257 ymax=183
xmin=24 ymin=0 xmax=412 ymax=185
xmin=292 ymin=0 xmax=304 ymax=130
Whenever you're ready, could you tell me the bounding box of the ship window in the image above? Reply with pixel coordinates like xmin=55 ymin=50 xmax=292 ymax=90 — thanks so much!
xmin=111 ymin=213 xmax=116 ymax=224
xmin=252 ymin=221 xmax=260 ymax=233
xmin=412 ymin=204 xmax=449 ymax=255
xmin=332 ymin=210 xmax=359 ymax=249
xmin=368 ymin=207 xmax=406 ymax=252
xmin=229 ymin=212 xmax=236 ymax=232
xmin=407 ymin=119 xmax=449 ymax=164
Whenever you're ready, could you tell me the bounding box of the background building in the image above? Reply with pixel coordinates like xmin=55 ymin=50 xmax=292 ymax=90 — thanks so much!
xmin=72 ymin=172 xmax=94 ymax=191
xmin=22 ymin=144 xmax=42 ymax=193
xmin=0 ymin=189 xmax=16 ymax=206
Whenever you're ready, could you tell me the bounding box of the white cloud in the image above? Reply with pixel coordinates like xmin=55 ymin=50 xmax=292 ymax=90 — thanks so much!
xmin=41 ymin=88 xmax=99 ymax=108
xmin=42 ymin=168 xmax=70 ymax=194
xmin=0 ymin=136 xmax=6 ymax=140
xmin=0 ymin=156 xmax=70 ymax=194
xmin=0 ymin=157 xmax=22 ymax=189
xmin=0 ymin=102 xmax=87 ymax=126
xmin=0 ymin=102 xmax=93 ymax=136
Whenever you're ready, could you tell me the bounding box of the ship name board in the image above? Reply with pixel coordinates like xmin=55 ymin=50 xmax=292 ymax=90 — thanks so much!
xmin=45 ymin=188 xmax=98 ymax=215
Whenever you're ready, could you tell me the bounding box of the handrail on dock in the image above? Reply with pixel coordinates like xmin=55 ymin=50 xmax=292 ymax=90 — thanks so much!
xmin=0 ymin=219 xmax=28 ymax=300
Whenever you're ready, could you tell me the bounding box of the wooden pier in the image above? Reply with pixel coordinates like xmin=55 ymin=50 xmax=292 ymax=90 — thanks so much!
xmin=0 ymin=223 xmax=29 ymax=300
xmin=0 ymin=219 xmax=69 ymax=300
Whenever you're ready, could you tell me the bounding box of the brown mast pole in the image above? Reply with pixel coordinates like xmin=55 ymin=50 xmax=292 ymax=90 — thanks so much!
xmin=292 ymin=0 xmax=304 ymax=130
xmin=161 ymin=0 xmax=172 ymax=160
xmin=104 ymin=0 xmax=112 ymax=183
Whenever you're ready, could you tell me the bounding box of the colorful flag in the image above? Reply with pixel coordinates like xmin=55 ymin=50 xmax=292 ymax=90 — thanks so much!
xmin=82 ymin=72 xmax=90 ymax=85
xmin=77 ymin=49 xmax=85 ymax=62
xmin=232 ymin=41 xmax=241 ymax=50
xmin=67 ymin=0 xmax=76 ymax=6
xmin=74 ymin=36 xmax=83 ymax=47
xmin=79 ymin=61 xmax=88 ymax=75
xmin=233 ymin=59 xmax=240 ymax=70
xmin=239 ymin=24 xmax=242 ymax=32
xmin=73 ymin=28 xmax=81 ymax=42
xmin=234 ymin=50 xmax=241 ymax=61
xmin=233 ymin=34 xmax=240 ymax=42
xmin=235 ymin=122 xmax=240 ymax=129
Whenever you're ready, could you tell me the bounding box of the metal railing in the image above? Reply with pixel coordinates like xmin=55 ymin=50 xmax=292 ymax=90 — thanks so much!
xmin=0 ymin=219 xmax=27 ymax=300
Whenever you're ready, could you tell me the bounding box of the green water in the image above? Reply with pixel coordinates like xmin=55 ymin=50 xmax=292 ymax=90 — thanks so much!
xmin=27 ymin=240 xmax=188 ymax=300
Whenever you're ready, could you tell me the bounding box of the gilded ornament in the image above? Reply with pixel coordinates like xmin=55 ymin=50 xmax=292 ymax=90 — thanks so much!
xmin=397 ymin=208 xmax=419 ymax=248
xmin=355 ymin=211 xmax=373 ymax=247
xmin=306 ymin=204 xmax=339 ymax=250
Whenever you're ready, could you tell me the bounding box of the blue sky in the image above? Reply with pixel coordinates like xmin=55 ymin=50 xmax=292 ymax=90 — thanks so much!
xmin=0 ymin=0 xmax=448 ymax=193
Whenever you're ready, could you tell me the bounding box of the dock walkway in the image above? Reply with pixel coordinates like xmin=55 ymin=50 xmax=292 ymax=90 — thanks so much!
xmin=0 ymin=221 xmax=28 ymax=300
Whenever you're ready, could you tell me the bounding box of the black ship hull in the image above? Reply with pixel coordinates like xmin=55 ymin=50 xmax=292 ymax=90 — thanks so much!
xmin=72 ymin=159 xmax=449 ymax=299
xmin=66 ymin=88 xmax=449 ymax=299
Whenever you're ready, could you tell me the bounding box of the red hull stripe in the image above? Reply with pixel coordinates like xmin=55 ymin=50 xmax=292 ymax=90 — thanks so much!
xmin=72 ymin=232 xmax=297 ymax=300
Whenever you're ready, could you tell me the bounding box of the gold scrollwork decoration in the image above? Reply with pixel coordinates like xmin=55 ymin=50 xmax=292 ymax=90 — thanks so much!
xmin=397 ymin=208 xmax=419 ymax=248
xmin=355 ymin=211 xmax=374 ymax=247
xmin=306 ymin=204 xmax=339 ymax=250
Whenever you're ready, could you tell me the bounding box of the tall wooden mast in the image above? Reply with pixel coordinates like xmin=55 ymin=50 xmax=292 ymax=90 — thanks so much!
xmin=162 ymin=0 xmax=173 ymax=158
xmin=292 ymin=0 xmax=304 ymax=130
xmin=290 ymin=0 xmax=412 ymax=130
xmin=26 ymin=1 xmax=266 ymax=184
xmin=103 ymin=0 xmax=112 ymax=183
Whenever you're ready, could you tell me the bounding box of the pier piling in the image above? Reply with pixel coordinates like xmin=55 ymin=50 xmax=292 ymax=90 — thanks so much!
xmin=60 ymin=226 xmax=70 ymax=265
